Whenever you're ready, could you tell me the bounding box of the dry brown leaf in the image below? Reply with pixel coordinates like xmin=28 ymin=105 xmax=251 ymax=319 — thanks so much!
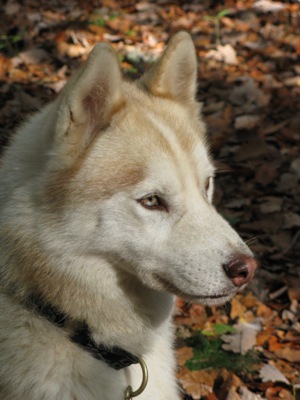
xmin=226 ymin=387 xmax=241 ymax=400
xmin=284 ymin=276 xmax=300 ymax=301
xmin=277 ymin=173 xmax=298 ymax=192
xmin=239 ymin=386 xmax=264 ymax=400
xmin=15 ymin=91 xmax=41 ymax=112
xmin=255 ymin=164 xmax=278 ymax=186
xmin=229 ymin=77 xmax=270 ymax=112
xmin=265 ymin=387 xmax=294 ymax=400
xmin=234 ymin=115 xmax=261 ymax=130
xmin=274 ymin=347 xmax=300 ymax=362
xmin=259 ymin=197 xmax=283 ymax=214
xmin=268 ymin=335 xmax=285 ymax=352
xmin=230 ymin=297 xmax=247 ymax=320
xmin=175 ymin=302 xmax=207 ymax=328
xmin=178 ymin=368 xmax=218 ymax=399
xmin=0 ymin=55 xmax=12 ymax=80
xmin=19 ymin=48 xmax=50 ymax=65
xmin=4 ymin=1 xmax=20 ymax=15
xmin=291 ymin=158 xmax=300 ymax=179
xmin=176 ymin=347 xmax=194 ymax=367
xmin=284 ymin=212 xmax=300 ymax=228
xmin=214 ymin=370 xmax=243 ymax=400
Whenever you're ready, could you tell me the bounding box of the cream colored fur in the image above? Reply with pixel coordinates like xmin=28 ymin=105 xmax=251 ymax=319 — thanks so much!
xmin=0 ymin=32 xmax=252 ymax=400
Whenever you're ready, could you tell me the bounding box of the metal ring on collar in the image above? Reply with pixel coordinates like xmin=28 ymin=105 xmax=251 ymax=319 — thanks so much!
xmin=124 ymin=358 xmax=148 ymax=400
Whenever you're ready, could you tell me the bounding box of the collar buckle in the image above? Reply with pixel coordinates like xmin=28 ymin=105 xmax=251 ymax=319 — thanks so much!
xmin=124 ymin=358 xmax=148 ymax=400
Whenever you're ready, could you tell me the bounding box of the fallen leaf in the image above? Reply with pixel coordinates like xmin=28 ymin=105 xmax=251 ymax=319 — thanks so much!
xmin=284 ymin=76 xmax=300 ymax=87
xmin=284 ymin=277 xmax=300 ymax=301
xmin=234 ymin=115 xmax=261 ymax=130
xmin=19 ymin=48 xmax=50 ymax=65
xmin=259 ymin=363 xmax=290 ymax=384
xmin=253 ymin=0 xmax=286 ymax=13
xmin=284 ymin=212 xmax=300 ymax=228
xmin=206 ymin=44 xmax=238 ymax=65
xmin=291 ymin=158 xmax=300 ymax=179
xmin=268 ymin=335 xmax=285 ymax=352
xmin=230 ymin=297 xmax=247 ymax=320
xmin=277 ymin=173 xmax=298 ymax=192
xmin=239 ymin=386 xmax=264 ymax=400
xmin=255 ymin=164 xmax=278 ymax=186
xmin=222 ymin=320 xmax=262 ymax=354
xmin=226 ymin=387 xmax=241 ymax=400
xmin=259 ymin=197 xmax=283 ymax=214
xmin=213 ymin=369 xmax=243 ymax=400
xmin=0 ymin=55 xmax=12 ymax=80
xmin=4 ymin=1 xmax=20 ymax=15
xmin=217 ymin=44 xmax=238 ymax=65
xmin=15 ymin=91 xmax=41 ymax=112
xmin=178 ymin=368 xmax=218 ymax=399
xmin=265 ymin=386 xmax=294 ymax=400
xmin=274 ymin=347 xmax=300 ymax=363
xmin=284 ymin=329 xmax=300 ymax=343
xmin=176 ymin=347 xmax=194 ymax=367
xmin=229 ymin=77 xmax=270 ymax=112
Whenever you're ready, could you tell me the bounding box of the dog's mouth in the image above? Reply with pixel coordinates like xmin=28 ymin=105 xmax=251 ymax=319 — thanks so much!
xmin=153 ymin=274 xmax=236 ymax=305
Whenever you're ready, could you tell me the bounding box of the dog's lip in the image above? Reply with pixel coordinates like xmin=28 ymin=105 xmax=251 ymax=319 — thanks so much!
xmin=153 ymin=274 xmax=236 ymax=301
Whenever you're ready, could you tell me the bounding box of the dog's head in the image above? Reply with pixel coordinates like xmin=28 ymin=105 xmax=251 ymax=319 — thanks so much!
xmin=5 ymin=32 xmax=256 ymax=306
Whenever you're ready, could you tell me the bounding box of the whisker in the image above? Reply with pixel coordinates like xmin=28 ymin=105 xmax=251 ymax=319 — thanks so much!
xmin=245 ymin=237 xmax=258 ymax=246
xmin=223 ymin=301 xmax=232 ymax=316
xmin=214 ymin=160 xmax=233 ymax=174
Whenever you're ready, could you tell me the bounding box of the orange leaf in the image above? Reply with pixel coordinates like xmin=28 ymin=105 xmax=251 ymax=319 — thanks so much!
xmin=274 ymin=347 xmax=300 ymax=363
xmin=266 ymin=386 xmax=294 ymax=400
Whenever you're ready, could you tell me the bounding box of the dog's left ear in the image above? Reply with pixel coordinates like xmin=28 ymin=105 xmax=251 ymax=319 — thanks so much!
xmin=139 ymin=31 xmax=197 ymax=103
xmin=53 ymin=43 xmax=123 ymax=163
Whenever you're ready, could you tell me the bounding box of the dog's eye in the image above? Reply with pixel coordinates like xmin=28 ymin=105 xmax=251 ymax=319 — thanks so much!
xmin=138 ymin=194 xmax=168 ymax=211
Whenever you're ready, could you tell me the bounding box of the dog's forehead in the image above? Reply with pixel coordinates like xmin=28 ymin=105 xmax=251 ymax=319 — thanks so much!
xmin=142 ymin=110 xmax=214 ymax=192
xmin=119 ymin=91 xmax=214 ymax=180
xmin=76 ymin=85 xmax=213 ymax=202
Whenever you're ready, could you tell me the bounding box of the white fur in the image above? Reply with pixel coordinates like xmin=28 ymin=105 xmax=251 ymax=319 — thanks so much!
xmin=0 ymin=32 xmax=252 ymax=400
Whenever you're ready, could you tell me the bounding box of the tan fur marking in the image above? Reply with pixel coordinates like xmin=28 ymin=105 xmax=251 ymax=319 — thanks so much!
xmin=1 ymin=231 xmax=97 ymax=321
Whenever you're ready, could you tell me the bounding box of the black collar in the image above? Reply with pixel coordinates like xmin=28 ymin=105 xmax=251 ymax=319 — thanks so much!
xmin=27 ymin=294 xmax=139 ymax=370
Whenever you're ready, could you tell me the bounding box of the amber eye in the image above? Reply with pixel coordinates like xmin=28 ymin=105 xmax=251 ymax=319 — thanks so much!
xmin=138 ymin=194 xmax=168 ymax=211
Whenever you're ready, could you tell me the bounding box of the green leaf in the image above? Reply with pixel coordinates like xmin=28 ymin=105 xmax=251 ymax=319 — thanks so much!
xmin=184 ymin=329 xmax=259 ymax=373
xmin=11 ymin=34 xmax=22 ymax=44
xmin=214 ymin=323 xmax=237 ymax=335
xmin=126 ymin=30 xmax=136 ymax=37
xmin=202 ymin=323 xmax=236 ymax=336
xmin=216 ymin=9 xmax=230 ymax=19
xmin=203 ymin=15 xmax=215 ymax=21
xmin=90 ymin=17 xmax=106 ymax=27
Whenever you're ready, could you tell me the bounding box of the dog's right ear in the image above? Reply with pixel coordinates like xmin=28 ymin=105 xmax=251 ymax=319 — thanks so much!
xmin=54 ymin=43 xmax=123 ymax=164
xmin=139 ymin=31 xmax=197 ymax=104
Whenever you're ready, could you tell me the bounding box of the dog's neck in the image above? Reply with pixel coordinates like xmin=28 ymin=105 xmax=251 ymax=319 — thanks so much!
xmin=25 ymin=293 xmax=140 ymax=369
xmin=1 ymin=236 xmax=175 ymax=356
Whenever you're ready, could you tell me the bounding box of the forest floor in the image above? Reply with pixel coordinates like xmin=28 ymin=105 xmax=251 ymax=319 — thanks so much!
xmin=0 ymin=0 xmax=300 ymax=399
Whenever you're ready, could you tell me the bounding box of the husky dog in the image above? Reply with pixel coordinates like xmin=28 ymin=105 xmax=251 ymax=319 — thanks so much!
xmin=0 ymin=32 xmax=256 ymax=400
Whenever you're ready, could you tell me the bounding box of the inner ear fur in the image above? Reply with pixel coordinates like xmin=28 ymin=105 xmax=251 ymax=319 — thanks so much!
xmin=54 ymin=43 xmax=124 ymax=159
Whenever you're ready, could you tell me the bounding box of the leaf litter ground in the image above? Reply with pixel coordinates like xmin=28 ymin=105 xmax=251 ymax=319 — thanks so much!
xmin=0 ymin=0 xmax=299 ymax=399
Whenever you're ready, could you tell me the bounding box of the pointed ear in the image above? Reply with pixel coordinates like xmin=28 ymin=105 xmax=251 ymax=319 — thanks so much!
xmin=139 ymin=31 xmax=197 ymax=103
xmin=54 ymin=43 xmax=123 ymax=162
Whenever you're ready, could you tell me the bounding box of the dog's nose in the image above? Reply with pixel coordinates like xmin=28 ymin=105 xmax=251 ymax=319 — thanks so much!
xmin=223 ymin=255 xmax=257 ymax=287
